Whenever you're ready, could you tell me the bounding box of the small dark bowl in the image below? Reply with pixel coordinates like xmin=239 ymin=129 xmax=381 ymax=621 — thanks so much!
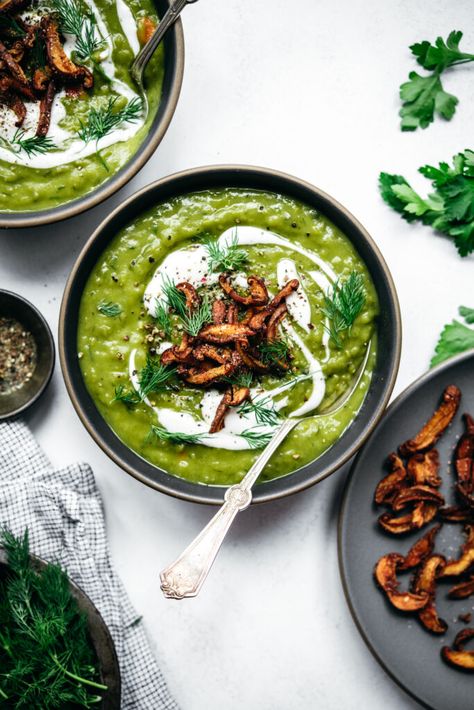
xmin=59 ymin=165 xmax=402 ymax=505
xmin=0 ymin=548 xmax=121 ymax=708
xmin=0 ymin=289 xmax=55 ymax=420
xmin=0 ymin=0 xmax=184 ymax=229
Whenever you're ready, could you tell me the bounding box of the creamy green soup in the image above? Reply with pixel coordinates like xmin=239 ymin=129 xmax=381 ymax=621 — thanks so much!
xmin=0 ymin=0 xmax=163 ymax=212
xmin=78 ymin=189 xmax=379 ymax=486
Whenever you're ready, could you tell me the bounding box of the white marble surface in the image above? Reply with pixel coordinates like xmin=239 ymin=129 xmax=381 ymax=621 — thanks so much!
xmin=1 ymin=1 xmax=473 ymax=707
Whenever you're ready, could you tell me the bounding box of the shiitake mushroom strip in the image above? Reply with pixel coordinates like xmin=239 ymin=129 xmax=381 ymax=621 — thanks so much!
xmin=399 ymin=385 xmax=461 ymax=457
xmin=440 ymin=525 xmax=474 ymax=577
xmin=448 ymin=575 xmax=474 ymax=600
xmin=374 ymin=453 xmax=408 ymax=506
xmin=399 ymin=524 xmax=441 ymax=571
xmin=42 ymin=17 xmax=93 ymax=88
xmin=407 ymin=450 xmax=442 ymax=487
xmin=391 ymin=485 xmax=444 ymax=511
xmin=442 ymin=628 xmax=474 ymax=671
xmin=378 ymin=502 xmax=438 ymax=534
xmin=209 ymin=386 xmax=250 ymax=433
xmin=412 ymin=554 xmax=447 ymax=634
xmin=374 ymin=553 xmax=429 ymax=611
xmin=36 ymin=79 xmax=55 ymax=137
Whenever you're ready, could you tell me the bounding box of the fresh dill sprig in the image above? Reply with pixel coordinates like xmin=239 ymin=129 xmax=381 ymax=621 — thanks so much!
xmin=51 ymin=0 xmax=104 ymax=62
xmin=0 ymin=15 xmax=26 ymax=37
xmin=160 ymin=274 xmax=187 ymax=317
xmin=154 ymin=300 xmax=172 ymax=338
xmin=223 ymin=370 xmax=254 ymax=388
xmin=1 ymin=129 xmax=56 ymax=158
xmin=238 ymin=396 xmax=281 ymax=427
xmin=0 ymin=528 xmax=107 ymax=707
xmin=78 ymin=96 xmax=143 ymax=145
xmin=138 ymin=356 xmax=175 ymax=400
xmin=322 ymin=271 xmax=366 ymax=349
xmin=258 ymin=338 xmax=290 ymax=367
xmin=181 ymin=297 xmax=212 ymax=337
xmin=240 ymin=428 xmax=274 ymax=449
xmin=97 ymin=300 xmax=122 ymax=317
xmin=204 ymin=231 xmax=247 ymax=272
xmin=112 ymin=383 xmax=139 ymax=406
xmin=148 ymin=425 xmax=204 ymax=446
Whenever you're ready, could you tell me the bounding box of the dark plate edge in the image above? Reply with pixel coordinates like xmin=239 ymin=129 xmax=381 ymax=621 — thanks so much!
xmin=337 ymin=348 xmax=474 ymax=710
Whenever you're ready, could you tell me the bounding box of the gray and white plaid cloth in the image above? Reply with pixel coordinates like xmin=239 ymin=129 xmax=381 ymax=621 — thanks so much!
xmin=0 ymin=419 xmax=179 ymax=710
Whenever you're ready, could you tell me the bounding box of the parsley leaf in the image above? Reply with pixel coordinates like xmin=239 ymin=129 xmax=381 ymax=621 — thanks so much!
xmin=431 ymin=306 xmax=474 ymax=367
xmin=399 ymin=30 xmax=474 ymax=131
xmin=379 ymin=150 xmax=474 ymax=256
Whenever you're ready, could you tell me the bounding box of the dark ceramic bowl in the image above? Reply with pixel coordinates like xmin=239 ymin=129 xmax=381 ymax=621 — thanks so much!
xmin=0 ymin=548 xmax=121 ymax=708
xmin=0 ymin=0 xmax=184 ymax=229
xmin=59 ymin=165 xmax=402 ymax=505
xmin=0 ymin=289 xmax=55 ymax=420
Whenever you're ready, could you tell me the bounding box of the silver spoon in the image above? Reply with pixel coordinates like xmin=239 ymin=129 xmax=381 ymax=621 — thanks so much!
xmin=160 ymin=343 xmax=373 ymax=599
xmin=131 ymin=0 xmax=199 ymax=87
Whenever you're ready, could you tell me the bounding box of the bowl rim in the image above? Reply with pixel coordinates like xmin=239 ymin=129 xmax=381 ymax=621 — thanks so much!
xmin=0 ymin=288 xmax=55 ymax=420
xmin=0 ymin=546 xmax=121 ymax=707
xmin=0 ymin=4 xmax=185 ymax=229
xmin=59 ymin=164 xmax=402 ymax=505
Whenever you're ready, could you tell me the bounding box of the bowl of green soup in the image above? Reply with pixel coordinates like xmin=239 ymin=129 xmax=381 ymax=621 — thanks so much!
xmin=59 ymin=165 xmax=401 ymax=504
xmin=0 ymin=0 xmax=184 ymax=227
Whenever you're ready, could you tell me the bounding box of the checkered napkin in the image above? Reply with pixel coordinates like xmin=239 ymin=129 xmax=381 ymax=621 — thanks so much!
xmin=0 ymin=419 xmax=179 ymax=710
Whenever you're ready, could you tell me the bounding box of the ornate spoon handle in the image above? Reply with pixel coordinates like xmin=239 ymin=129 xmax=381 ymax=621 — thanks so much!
xmin=131 ymin=0 xmax=198 ymax=85
xmin=160 ymin=418 xmax=298 ymax=599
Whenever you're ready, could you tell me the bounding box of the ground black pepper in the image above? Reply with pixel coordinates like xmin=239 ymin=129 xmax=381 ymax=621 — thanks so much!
xmin=0 ymin=317 xmax=37 ymax=394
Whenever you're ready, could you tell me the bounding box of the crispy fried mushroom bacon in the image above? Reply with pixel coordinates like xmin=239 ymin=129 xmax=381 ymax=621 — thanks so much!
xmin=440 ymin=506 xmax=474 ymax=523
xmin=0 ymin=0 xmax=25 ymax=12
xmin=399 ymin=524 xmax=441 ymax=571
xmin=218 ymin=273 xmax=269 ymax=306
xmin=391 ymin=485 xmax=445 ymax=512
xmin=374 ymin=453 xmax=408 ymax=506
xmin=209 ymin=386 xmax=250 ymax=433
xmin=36 ymin=79 xmax=56 ymax=137
xmin=374 ymin=553 xmax=429 ymax=611
xmin=192 ymin=344 xmax=232 ymax=364
xmin=266 ymin=303 xmax=288 ymax=342
xmin=0 ymin=39 xmax=29 ymax=85
xmin=42 ymin=18 xmax=93 ymax=88
xmin=448 ymin=575 xmax=474 ymax=600
xmin=455 ymin=414 xmax=474 ymax=484
xmin=407 ymin=450 xmax=442 ymax=487
xmin=176 ymin=282 xmax=200 ymax=311
xmin=399 ymin=385 xmax=461 ymax=457
xmin=378 ymin=502 xmax=438 ymax=535
xmin=184 ymin=361 xmax=236 ymax=386
xmin=412 ymin=555 xmax=448 ymax=634
xmin=440 ymin=525 xmax=474 ymax=577
xmin=212 ymin=299 xmax=226 ymax=325
xmin=198 ymin=323 xmax=255 ymax=344
xmin=442 ymin=629 xmax=474 ymax=671
xmin=270 ymin=279 xmax=299 ymax=309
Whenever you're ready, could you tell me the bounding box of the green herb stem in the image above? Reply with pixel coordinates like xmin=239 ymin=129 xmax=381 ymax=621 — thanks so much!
xmin=50 ymin=654 xmax=107 ymax=691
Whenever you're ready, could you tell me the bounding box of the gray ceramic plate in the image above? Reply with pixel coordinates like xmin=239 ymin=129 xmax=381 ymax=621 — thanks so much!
xmin=339 ymin=349 xmax=474 ymax=710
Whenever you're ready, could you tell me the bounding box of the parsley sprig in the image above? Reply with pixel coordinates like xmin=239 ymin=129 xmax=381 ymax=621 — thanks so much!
xmin=204 ymin=232 xmax=247 ymax=272
xmin=322 ymin=272 xmax=366 ymax=349
xmin=379 ymin=149 xmax=474 ymax=256
xmin=431 ymin=306 xmax=474 ymax=367
xmin=399 ymin=30 xmax=474 ymax=131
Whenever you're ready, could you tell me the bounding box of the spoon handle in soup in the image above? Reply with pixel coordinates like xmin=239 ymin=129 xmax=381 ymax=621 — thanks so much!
xmin=160 ymin=418 xmax=299 ymax=599
xmin=131 ymin=0 xmax=197 ymax=84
